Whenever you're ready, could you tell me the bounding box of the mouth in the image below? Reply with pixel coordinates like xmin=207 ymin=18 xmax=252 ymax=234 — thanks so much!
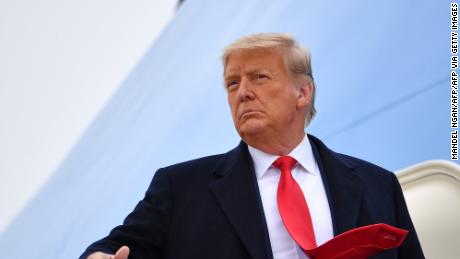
xmin=239 ymin=109 xmax=263 ymax=120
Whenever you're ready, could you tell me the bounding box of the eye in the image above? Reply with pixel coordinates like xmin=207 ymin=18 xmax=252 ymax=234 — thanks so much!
xmin=225 ymin=80 xmax=239 ymax=90
xmin=255 ymin=73 xmax=269 ymax=80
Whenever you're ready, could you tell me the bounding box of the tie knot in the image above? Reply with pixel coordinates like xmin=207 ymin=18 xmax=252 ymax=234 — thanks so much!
xmin=273 ymin=156 xmax=297 ymax=171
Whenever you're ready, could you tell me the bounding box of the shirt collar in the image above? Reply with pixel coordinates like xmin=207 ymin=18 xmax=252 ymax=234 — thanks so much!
xmin=247 ymin=134 xmax=317 ymax=180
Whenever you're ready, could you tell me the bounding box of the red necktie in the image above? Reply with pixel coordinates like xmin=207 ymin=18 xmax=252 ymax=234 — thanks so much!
xmin=273 ymin=156 xmax=317 ymax=250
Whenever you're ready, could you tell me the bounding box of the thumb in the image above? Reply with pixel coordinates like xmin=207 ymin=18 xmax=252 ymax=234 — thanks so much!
xmin=114 ymin=246 xmax=130 ymax=259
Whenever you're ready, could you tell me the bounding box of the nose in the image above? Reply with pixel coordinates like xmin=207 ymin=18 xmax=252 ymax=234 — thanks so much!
xmin=236 ymin=77 xmax=255 ymax=101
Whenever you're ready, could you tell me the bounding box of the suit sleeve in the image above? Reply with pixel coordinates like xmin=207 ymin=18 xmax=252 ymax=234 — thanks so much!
xmin=391 ymin=173 xmax=425 ymax=258
xmin=79 ymin=168 xmax=173 ymax=259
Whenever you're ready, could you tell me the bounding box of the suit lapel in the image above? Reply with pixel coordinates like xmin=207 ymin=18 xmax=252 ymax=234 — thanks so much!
xmin=209 ymin=136 xmax=365 ymax=257
xmin=309 ymin=135 xmax=364 ymax=235
xmin=209 ymin=142 xmax=273 ymax=259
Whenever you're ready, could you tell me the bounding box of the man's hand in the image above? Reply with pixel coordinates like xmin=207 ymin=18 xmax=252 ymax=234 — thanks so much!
xmin=87 ymin=246 xmax=130 ymax=259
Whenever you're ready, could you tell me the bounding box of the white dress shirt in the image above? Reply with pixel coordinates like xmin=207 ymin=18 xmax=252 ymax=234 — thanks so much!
xmin=247 ymin=135 xmax=334 ymax=259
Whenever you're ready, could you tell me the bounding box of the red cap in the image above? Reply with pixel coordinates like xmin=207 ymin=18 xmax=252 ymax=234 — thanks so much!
xmin=305 ymin=223 xmax=408 ymax=259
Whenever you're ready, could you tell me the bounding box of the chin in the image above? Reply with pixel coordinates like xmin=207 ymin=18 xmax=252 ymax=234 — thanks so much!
xmin=237 ymin=121 xmax=267 ymax=138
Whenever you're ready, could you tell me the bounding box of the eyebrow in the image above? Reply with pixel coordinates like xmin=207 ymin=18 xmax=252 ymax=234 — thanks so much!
xmin=247 ymin=68 xmax=266 ymax=74
xmin=225 ymin=67 xmax=269 ymax=78
xmin=223 ymin=73 xmax=239 ymax=82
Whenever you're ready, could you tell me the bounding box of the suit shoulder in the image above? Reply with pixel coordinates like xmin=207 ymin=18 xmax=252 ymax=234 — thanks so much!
xmin=334 ymin=152 xmax=401 ymax=197
xmin=151 ymin=153 xmax=229 ymax=192
xmin=309 ymin=134 xmax=395 ymax=179
xmin=336 ymin=152 xmax=396 ymax=179
xmin=160 ymin=153 xmax=225 ymax=175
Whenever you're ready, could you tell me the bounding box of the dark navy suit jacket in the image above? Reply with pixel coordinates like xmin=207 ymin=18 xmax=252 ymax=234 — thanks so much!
xmin=80 ymin=135 xmax=424 ymax=259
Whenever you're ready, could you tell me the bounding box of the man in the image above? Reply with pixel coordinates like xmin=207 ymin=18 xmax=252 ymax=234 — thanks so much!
xmin=81 ymin=33 xmax=424 ymax=259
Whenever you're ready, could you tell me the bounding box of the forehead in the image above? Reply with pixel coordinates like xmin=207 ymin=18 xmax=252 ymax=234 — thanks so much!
xmin=224 ymin=48 xmax=287 ymax=76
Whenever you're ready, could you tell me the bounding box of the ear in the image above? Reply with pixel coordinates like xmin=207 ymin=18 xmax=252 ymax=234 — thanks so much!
xmin=296 ymin=80 xmax=313 ymax=109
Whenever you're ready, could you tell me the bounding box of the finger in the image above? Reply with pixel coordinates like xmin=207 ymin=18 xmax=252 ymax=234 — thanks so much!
xmin=114 ymin=246 xmax=130 ymax=259
xmin=87 ymin=251 xmax=114 ymax=259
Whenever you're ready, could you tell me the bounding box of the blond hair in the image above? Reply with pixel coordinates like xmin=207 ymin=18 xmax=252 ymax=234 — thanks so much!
xmin=222 ymin=33 xmax=316 ymax=127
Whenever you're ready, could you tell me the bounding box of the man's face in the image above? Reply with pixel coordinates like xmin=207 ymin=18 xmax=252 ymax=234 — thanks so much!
xmin=224 ymin=49 xmax=310 ymax=144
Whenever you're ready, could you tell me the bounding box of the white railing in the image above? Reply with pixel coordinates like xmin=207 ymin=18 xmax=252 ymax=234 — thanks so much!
xmin=397 ymin=160 xmax=460 ymax=259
